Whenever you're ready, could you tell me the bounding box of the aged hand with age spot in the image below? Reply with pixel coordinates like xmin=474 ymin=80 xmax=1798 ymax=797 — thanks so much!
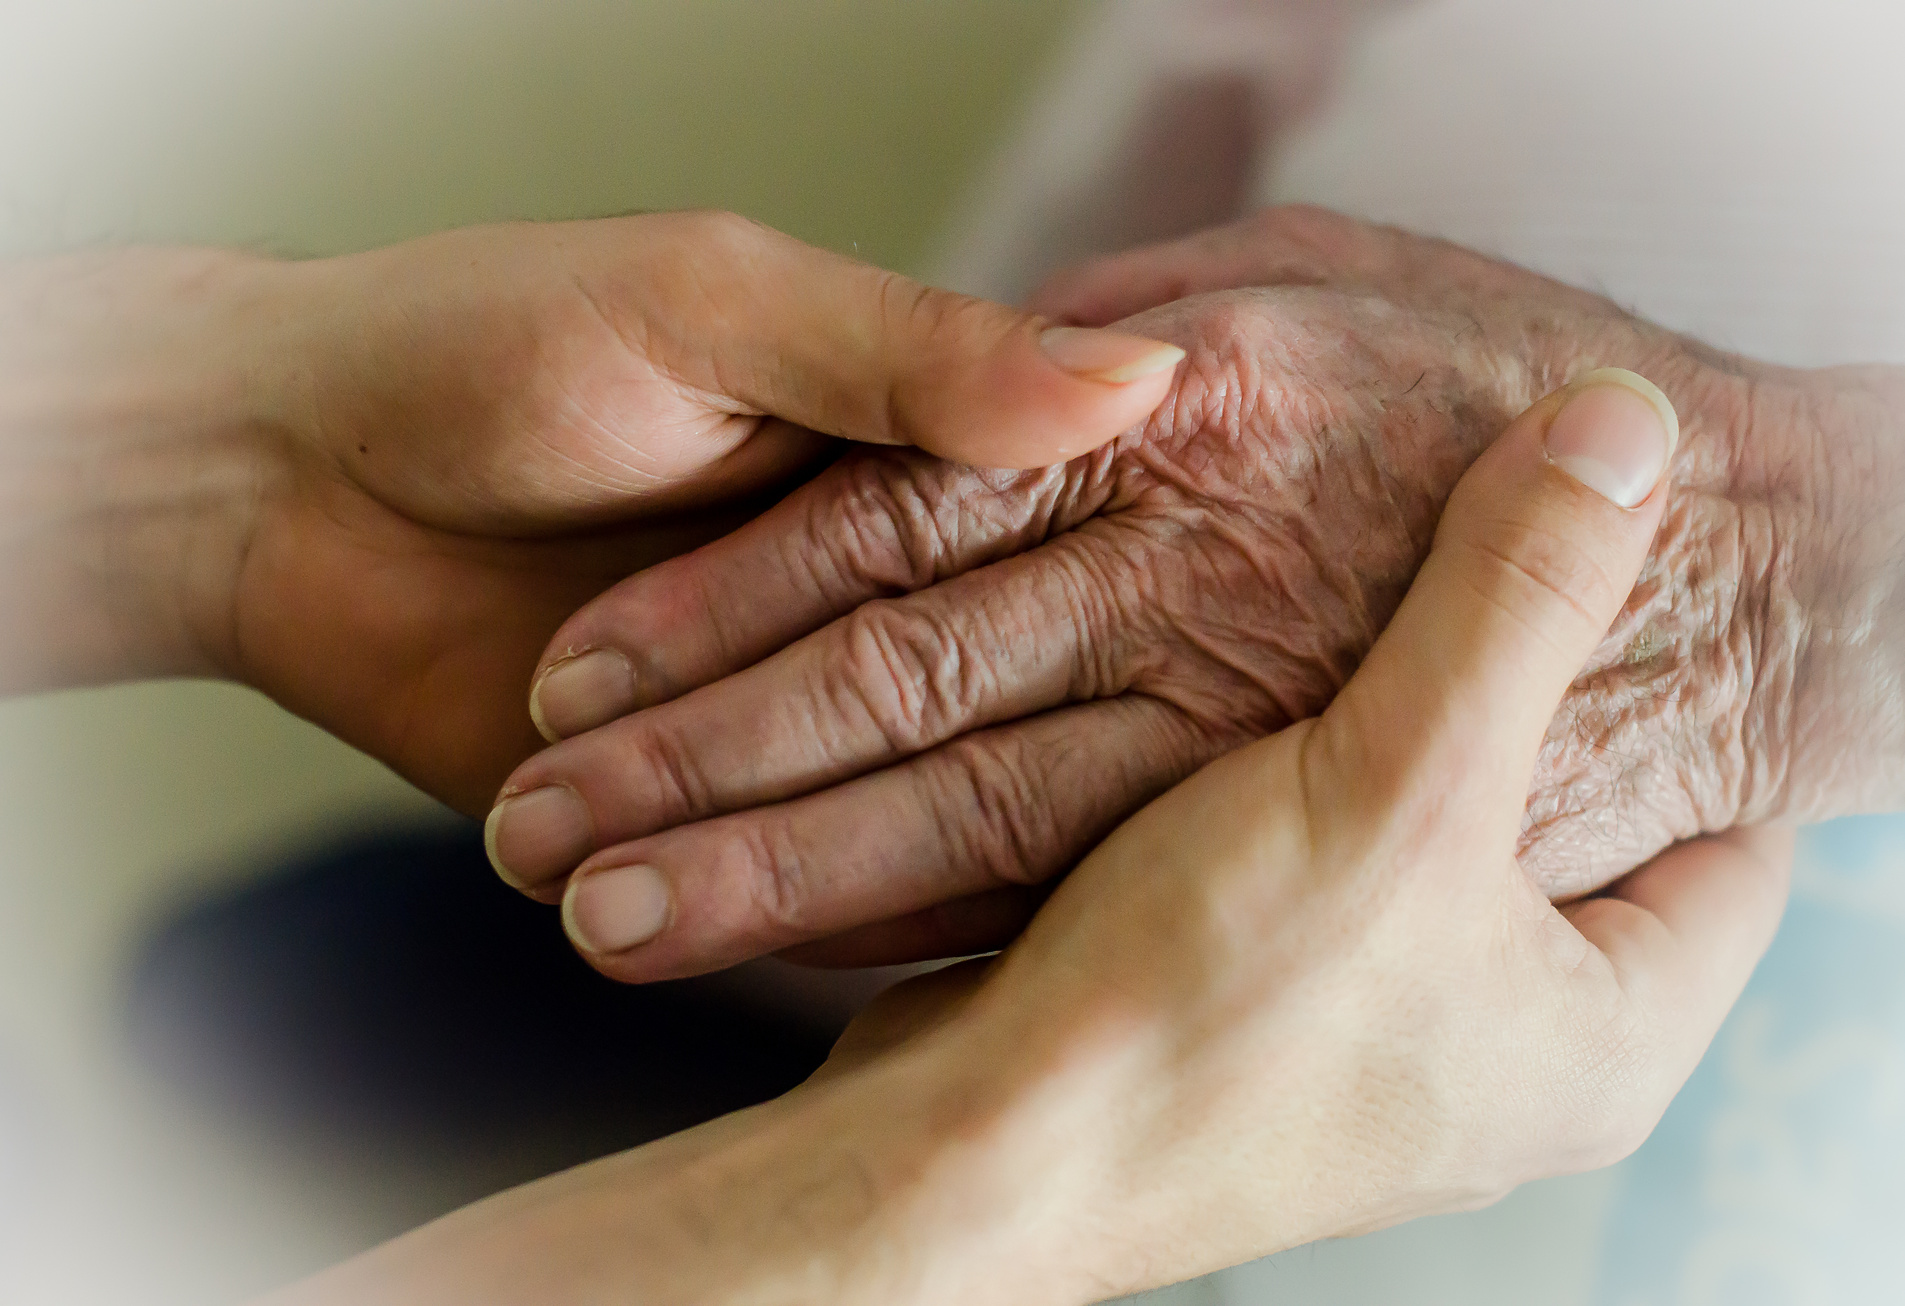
xmin=278 ymin=375 xmax=1795 ymax=1306
xmin=489 ymin=208 xmax=1905 ymax=976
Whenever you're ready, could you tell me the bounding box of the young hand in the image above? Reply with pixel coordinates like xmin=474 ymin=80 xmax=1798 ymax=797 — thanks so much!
xmin=0 ymin=215 xmax=1182 ymax=810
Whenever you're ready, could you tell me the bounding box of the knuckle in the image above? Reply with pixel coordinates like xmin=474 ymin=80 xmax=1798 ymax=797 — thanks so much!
xmin=821 ymin=456 xmax=954 ymax=592
xmin=1160 ymin=291 xmax=1296 ymax=384
xmin=1128 ymin=301 xmax=1275 ymax=454
xmin=1560 ymin=1023 xmax=1667 ymax=1170
xmin=1574 ymin=1100 xmax=1659 ymax=1172
xmin=834 ymin=601 xmax=983 ymax=752
xmin=1045 ymin=540 xmax=1130 ymax=696
xmin=628 ymin=726 xmax=716 ymax=824
xmin=932 ymin=734 xmax=1063 ymax=888
xmin=643 ymin=210 xmax=782 ymax=339
xmin=1180 ymin=297 xmax=1259 ymax=353
xmin=870 ymin=273 xmax=1004 ymax=445
xmin=1600 ymin=1112 xmax=1660 ymax=1168
xmin=677 ymin=208 xmax=773 ymax=256
xmin=735 ymin=816 xmax=816 ymax=941
xmin=873 ymin=267 xmax=950 ymax=337
xmin=797 ymin=451 xmax=1051 ymax=614
xmin=1455 ymin=519 xmax=1622 ymax=651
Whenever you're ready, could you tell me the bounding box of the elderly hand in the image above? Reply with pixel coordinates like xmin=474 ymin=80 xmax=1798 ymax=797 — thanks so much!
xmin=0 ymin=215 xmax=1180 ymax=811
xmin=490 ymin=208 xmax=1902 ymax=974
xmin=280 ymin=375 xmax=1794 ymax=1306
xmin=827 ymin=371 xmax=1796 ymax=1301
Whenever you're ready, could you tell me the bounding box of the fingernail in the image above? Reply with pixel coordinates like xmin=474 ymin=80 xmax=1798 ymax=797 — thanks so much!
xmin=564 ymin=864 xmax=673 ymax=955
xmin=1039 ymin=326 xmax=1185 ymax=384
xmin=484 ymin=786 xmax=595 ymax=889
xmin=1545 ymin=368 xmax=1680 ymax=509
xmin=530 ymin=649 xmax=638 ymax=743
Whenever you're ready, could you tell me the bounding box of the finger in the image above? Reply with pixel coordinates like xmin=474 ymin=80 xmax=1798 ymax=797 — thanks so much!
xmin=525 ymin=448 xmax=1111 ymax=742
xmin=1316 ymin=369 xmax=1681 ymax=820
xmin=1029 ymin=204 xmax=1596 ymax=327
xmin=551 ymin=696 xmax=1208 ymax=983
xmin=1561 ymin=826 xmax=1794 ymax=1099
xmin=506 ymin=531 xmax=1133 ymax=879
xmin=1028 ymin=205 xmax=1397 ymax=325
xmin=634 ymin=210 xmax=1185 ymax=469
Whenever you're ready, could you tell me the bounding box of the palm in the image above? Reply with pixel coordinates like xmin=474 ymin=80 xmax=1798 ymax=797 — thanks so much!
xmin=307 ymin=221 xmax=829 ymax=535
xmin=229 ymin=222 xmax=833 ymax=813
xmin=230 ymin=470 xmax=742 ymax=813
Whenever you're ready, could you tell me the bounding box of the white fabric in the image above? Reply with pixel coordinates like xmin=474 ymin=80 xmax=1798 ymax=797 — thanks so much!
xmin=1266 ymin=0 xmax=1905 ymax=367
xmin=936 ymin=0 xmax=1394 ymax=305
xmin=945 ymin=0 xmax=1905 ymax=369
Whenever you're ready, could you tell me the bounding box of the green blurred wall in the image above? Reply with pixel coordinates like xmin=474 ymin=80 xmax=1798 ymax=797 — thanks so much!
xmin=2 ymin=0 xmax=1082 ymax=268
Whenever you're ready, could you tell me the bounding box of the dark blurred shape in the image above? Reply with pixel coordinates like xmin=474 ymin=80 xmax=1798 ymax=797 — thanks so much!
xmin=124 ymin=823 xmax=837 ymax=1235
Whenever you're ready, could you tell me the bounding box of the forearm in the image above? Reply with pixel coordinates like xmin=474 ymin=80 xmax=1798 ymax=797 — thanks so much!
xmin=265 ymin=1031 xmax=1108 ymax=1306
xmin=0 ymin=250 xmax=293 ymax=693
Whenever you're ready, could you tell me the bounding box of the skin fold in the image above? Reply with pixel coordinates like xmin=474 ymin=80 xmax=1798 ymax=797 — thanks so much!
xmin=503 ymin=208 xmax=1905 ymax=976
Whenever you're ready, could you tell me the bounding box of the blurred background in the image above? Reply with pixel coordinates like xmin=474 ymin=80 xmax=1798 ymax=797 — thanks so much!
xmin=3 ymin=2 xmax=1903 ymax=1304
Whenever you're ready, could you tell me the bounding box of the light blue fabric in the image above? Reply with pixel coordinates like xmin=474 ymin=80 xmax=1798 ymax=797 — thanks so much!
xmin=1592 ymin=815 xmax=1905 ymax=1305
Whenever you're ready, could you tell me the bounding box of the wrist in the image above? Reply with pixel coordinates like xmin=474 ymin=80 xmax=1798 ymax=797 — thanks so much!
xmin=1519 ymin=343 xmax=1903 ymax=892
xmin=1655 ymin=354 xmax=1905 ymax=833
xmin=1755 ymin=362 xmax=1905 ymax=819
xmin=0 ymin=248 xmax=302 ymax=691
xmin=272 ymin=1030 xmax=1111 ymax=1306
xmin=648 ymin=1005 xmax=1164 ymax=1306
xmin=840 ymin=984 xmax=1323 ymax=1306
xmin=776 ymin=1030 xmax=1111 ymax=1306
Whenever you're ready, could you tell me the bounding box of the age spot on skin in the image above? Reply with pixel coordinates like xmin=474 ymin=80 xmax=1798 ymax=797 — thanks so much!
xmin=1625 ymin=627 xmax=1668 ymax=665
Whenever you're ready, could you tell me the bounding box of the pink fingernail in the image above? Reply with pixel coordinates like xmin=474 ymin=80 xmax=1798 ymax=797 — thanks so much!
xmin=484 ymin=786 xmax=595 ymax=889
xmin=1545 ymin=369 xmax=1680 ymax=509
xmin=530 ymin=649 xmax=638 ymax=743
xmin=564 ymin=864 xmax=674 ymax=955
xmin=1038 ymin=326 xmax=1185 ymax=384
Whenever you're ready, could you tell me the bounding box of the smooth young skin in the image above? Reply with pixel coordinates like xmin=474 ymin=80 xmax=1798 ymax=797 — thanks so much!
xmin=276 ymin=378 xmax=1793 ymax=1306
xmin=0 ymin=213 xmax=1181 ymax=812
xmin=494 ymin=208 xmax=1905 ymax=974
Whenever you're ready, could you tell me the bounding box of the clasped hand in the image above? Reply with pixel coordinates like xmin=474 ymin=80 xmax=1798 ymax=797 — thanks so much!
xmin=0 ymin=211 xmax=1181 ymax=811
xmin=10 ymin=205 xmax=1836 ymax=1301
xmin=811 ymin=377 xmax=1792 ymax=1298
xmin=490 ymin=208 xmax=1858 ymax=977
xmin=289 ymin=371 xmax=1792 ymax=1306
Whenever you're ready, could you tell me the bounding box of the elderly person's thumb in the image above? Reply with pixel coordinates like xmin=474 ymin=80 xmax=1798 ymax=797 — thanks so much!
xmin=654 ymin=215 xmax=1184 ymax=469
xmin=1316 ymin=369 xmax=1679 ymax=822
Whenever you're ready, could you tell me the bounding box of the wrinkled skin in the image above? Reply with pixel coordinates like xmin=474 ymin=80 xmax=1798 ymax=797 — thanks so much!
xmin=504 ymin=208 xmax=1905 ymax=979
